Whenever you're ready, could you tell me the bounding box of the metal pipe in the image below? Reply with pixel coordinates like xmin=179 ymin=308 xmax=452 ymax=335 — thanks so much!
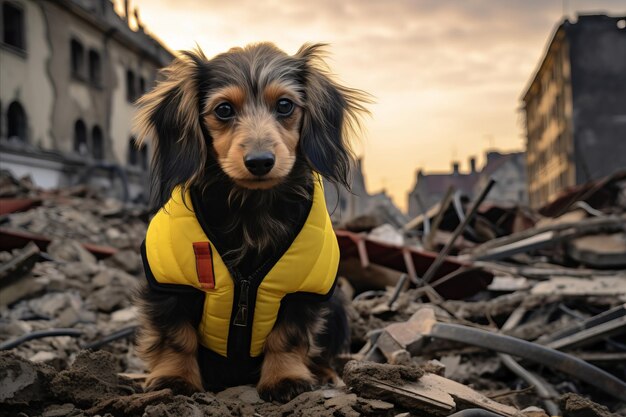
xmin=424 ymin=186 xmax=455 ymax=250
xmin=498 ymin=354 xmax=560 ymax=416
xmin=387 ymin=274 xmax=408 ymax=308
xmin=83 ymin=326 xmax=137 ymax=350
xmin=422 ymin=179 xmax=495 ymax=284
xmin=452 ymin=190 xmax=466 ymax=222
xmin=447 ymin=409 xmax=505 ymax=417
xmin=0 ymin=329 xmax=83 ymax=350
xmin=499 ymin=307 xmax=560 ymax=416
xmin=428 ymin=322 xmax=626 ymax=401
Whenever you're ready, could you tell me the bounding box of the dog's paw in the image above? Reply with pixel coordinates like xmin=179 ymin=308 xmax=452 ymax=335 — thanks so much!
xmin=258 ymin=378 xmax=313 ymax=403
xmin=146 ymin=376 xmax=201 ymax=396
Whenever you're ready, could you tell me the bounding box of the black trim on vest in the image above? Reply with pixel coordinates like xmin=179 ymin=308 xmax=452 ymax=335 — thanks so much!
xmin=141 ymin=241 xmax=202 ymax=294
xmin=280 ymin=273 xmax=339 ymax=305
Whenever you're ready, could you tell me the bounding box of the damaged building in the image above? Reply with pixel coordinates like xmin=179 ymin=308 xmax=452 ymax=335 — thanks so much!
xmin=522 ymin=14 xmax=626 ymax=208
xmin=0 ymin=0 xmax=173 ymax=201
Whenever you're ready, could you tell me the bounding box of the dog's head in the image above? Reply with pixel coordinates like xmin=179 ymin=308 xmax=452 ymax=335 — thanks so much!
xmin=134 ymin=43 xmax=369 ymax=207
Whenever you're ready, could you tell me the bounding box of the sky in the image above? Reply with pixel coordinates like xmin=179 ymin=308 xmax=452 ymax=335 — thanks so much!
xmin=124 ymin=0 xmax=625 ymax=211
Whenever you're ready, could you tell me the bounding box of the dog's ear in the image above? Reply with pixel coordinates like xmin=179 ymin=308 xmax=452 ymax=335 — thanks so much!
xmin=134 ymin=50 xmax=210 ymax=208
xmin=296 ymin=44 xmax=370 ymax=189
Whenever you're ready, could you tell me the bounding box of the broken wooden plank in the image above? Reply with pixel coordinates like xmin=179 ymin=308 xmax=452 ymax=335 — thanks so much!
xmin=530 ymin=276 xmax=626 ymax=297
xmin=546 ymin=316 xmax=626 ymax=350
xmin=469 ymin=215 xmax=626 ymax=261
xmin=0 ymin=241 xmax=39 ymax=284
xmin=343 ymin=360 xmax=522 ymax=417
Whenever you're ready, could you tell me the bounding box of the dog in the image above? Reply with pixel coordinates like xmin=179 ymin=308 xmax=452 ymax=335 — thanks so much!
xmin=132 ymin=42 xmax=369 ymax=402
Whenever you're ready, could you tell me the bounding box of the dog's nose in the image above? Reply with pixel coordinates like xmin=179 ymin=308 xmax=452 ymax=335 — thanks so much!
xmin=244 ymin=152 xmax=275 ymax=176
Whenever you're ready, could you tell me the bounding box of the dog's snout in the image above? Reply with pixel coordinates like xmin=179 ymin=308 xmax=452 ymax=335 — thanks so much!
xmin=244 ymin=152 xmax=275 ymax=176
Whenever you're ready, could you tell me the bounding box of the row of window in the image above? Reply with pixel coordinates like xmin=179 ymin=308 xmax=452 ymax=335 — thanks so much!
xmin=72 ymin=122 xmax=149 ymax=170
xmin=73 ymin=120 xmax=103 ymax=160
xmin=527 ymin=88 xmax=567 ymax=147
xmin=71 ymin=39 xmax=102 ymax=87
xmin=126 ymin=70 xmax=147 ymax=102
xmin=529 ymin=130 xmax=569 ymax=172
xmin=3 ymin=2 xmax=148 ymax=102
xmin=70 ymin=37 xmax=150 ymax=100
xmin=530 ymin=169 xmax=570 ymax=206
xmin=1 ymin=100 xmax=147 ymax=170
xmin=128 ymin=137 xmax=149 ymax=170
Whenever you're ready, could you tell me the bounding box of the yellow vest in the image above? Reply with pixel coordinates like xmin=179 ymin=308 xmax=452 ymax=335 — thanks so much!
xmin=143 ymin=176 xmax=339 ymax=358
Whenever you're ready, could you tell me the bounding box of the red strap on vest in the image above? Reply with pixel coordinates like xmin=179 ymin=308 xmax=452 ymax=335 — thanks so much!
xmin=192 ymin=242 xmax=215 ymax=289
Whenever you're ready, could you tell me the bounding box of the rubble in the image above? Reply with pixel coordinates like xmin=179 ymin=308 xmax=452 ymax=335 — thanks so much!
xmin=1 ymin=170 xmax=625 ymax=416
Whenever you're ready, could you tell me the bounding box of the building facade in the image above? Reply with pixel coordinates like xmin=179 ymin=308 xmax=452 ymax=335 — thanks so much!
xmin=473 ymin=151 xmax=527 ymax=205
xmin=407 ymin=160 xmax=478 ymax=218
xmin=407 ymin=151 xmax=527 ymax=218
xmin=0 ymin=0 xmax=173 ymax=200
xmin=522 ymin=14 xmax=626 ymax=208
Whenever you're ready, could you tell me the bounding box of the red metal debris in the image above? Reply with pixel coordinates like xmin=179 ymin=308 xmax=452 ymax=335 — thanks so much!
xmin=0 ymin=198 xmax=42 ymax=216
xmin=335 ymin=230 xmax=493 ymax=300
xmin=0 ymin=227 xmax=117 ymax=259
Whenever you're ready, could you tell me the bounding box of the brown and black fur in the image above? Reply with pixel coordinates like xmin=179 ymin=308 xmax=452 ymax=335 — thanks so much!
xmin=133 ymin=43 xmax=368 ymax=402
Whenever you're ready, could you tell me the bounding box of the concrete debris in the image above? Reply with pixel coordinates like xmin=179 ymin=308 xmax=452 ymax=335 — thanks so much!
xmin=1 ymin=171 xmax=625 ymax=416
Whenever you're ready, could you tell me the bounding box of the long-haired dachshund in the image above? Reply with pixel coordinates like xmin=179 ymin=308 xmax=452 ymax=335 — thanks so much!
xmin=132 ymin=43 xmax=368 ymax=402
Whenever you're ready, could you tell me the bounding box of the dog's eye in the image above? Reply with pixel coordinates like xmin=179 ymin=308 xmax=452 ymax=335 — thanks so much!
xmin=215 ymin=103 xmax=235 ymax=120
xmin=276 ymin=99 xmax=294 ymax=117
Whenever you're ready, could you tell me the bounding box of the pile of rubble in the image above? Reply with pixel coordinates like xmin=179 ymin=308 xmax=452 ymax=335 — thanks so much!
xmin=1 ymin=169 xmax=625 ymax=417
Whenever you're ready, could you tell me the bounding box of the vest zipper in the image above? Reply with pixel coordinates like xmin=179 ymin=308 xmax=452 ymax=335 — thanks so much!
xmin=228 ymin=262 xmax=270 ymax=358
xmin=233 ymin=279 xmax=249 ymax=327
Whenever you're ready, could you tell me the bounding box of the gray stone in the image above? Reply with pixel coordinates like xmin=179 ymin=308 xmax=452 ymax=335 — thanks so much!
xmin=104 ymin=249 xmax=143 ymax=274
xmin=238 ymin=387 xmax=263 ymax=404
xmin=59 ymin=261 xmax=100 ymax=283
xmin=216 ymin=385 xmax=258 ymax=402
xmin=29 ymin=292 xmax=84 ymax=320
xmin=92 ymin=268 xmax=138 ymax=289
xmin=47 ymin=239 xmax=97 ymax=264
xmin=324 ymin=392 xmax=358 ymax=408
xmin=88 ymin=286 xmax=128 ymax=313
xmin=42 ymin=403 xmax=75 ymax=417
xmin=111 ymin=306 xmax=138 ymax=323
xmin=29 ymin=351 xmax=59 ymax=364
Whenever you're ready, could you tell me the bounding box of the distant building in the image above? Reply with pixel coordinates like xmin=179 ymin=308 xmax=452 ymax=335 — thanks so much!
xmin=407 ymin=151 xmax=527 ymax=218
xmin=473 ymin=151 xmax=527 ymax=204
xmin=521 ymin=14 xmax=626 ymax=208
xmin=407 ymin=160 xmax=478 ymax=218
xmin=324 ymin=158 xmax=408 ymax=227
xmin=0 ymin=0 xmax=173 ymax=200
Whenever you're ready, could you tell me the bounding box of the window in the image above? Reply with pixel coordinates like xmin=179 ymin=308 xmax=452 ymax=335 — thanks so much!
xmin=71 ymin=38 xmax=85 ymax=79
xmin=73 ymin=119 xmax=88 ymax=155
xmin=2 ymin=2 xmax=25 ymax=51
xmin=88 ymin=49 xmax=101 ymax=86
xmin=7 ymin=101 xmax=27 ymax=141
xmin=92 ymin=125 xmax=103 ymax=160
xmin=126 ymin=70 xmax=136 ymax=102
xmin=139 ymin=76 xmax=146 ymax=95
xmin=128 ymin=136 xmax=148 ymax=170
